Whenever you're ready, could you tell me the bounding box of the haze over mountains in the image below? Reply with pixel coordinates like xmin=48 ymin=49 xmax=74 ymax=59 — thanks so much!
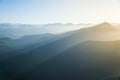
xmin=0 ymin=23 xmax=92 ymax=39
xmin=0 ymin=22 xmax=120 ymax=80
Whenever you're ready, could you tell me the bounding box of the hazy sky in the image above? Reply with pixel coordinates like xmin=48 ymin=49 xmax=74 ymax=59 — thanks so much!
xmin=0 ymin=0 xmax=120 ymax=24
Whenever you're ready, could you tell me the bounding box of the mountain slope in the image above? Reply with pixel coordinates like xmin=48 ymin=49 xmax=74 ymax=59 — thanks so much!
xmin=13 ymin=40 xmax=120 ymax=80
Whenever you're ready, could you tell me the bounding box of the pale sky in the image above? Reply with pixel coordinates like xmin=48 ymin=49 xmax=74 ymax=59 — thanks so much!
xmin=0 ymin=0 xmax=120 ymax=24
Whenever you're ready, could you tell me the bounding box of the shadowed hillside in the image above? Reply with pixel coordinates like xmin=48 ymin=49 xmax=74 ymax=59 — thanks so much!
xmin=11 ymin=40 xmax=120 ymax=80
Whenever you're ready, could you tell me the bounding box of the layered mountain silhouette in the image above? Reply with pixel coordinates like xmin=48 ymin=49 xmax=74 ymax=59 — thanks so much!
xmin=25 ymin=22 xmax=120 ymax=57
xmin=0 ymin=22 xmax=120 ymax=80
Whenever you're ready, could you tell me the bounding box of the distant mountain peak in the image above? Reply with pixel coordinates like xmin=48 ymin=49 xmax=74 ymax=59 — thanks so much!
xmin=98 ymin=22 xmax=112 ymax=26
xmin=102 ymin=22 xmax=110 ymax=24
xmin=91 ymin=22 xmax=118 ymax=32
